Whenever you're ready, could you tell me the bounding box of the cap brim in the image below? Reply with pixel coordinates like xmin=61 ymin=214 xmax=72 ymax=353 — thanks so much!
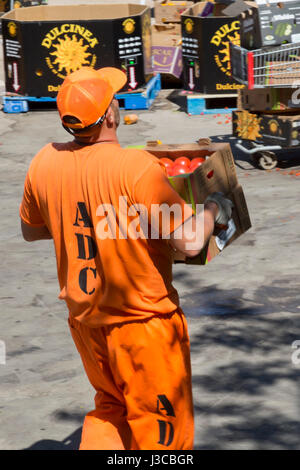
xmin=96 ymin=67 xmax=127 ymax=94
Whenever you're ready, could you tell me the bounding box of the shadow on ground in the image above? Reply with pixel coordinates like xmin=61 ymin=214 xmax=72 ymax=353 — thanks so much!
xmin=177 ymin=276 xmax=300 ymax=449
xmin=24 ymin=428 xmax=82 ymax=450
xmin=193 ymin=346 xmax=300 ymax=450
xmin=24 ymin=410 xmax=84 ymax=450
xmin=166 ymin=89 xmax=188 ymax=112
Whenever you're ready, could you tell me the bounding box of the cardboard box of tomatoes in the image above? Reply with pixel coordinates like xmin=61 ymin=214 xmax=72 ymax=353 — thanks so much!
xmin=145 ymin=139 xmax=252 ymax=265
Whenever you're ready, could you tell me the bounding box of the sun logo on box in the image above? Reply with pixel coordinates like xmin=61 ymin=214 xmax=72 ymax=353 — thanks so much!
xmin=184 ymin=18 xmax=194 ymax=34
xmin=7 ymin=21 xmax=17 ymax=37
xmin=50 ymin=35 xmax=91 ymax=75
xmin=123 ymin=18 xmax=135 ymax=35
xmin=41 ymin=24 xmax=99 ymax=79
xmin=269 ymin=120 xmax=279 ymax=134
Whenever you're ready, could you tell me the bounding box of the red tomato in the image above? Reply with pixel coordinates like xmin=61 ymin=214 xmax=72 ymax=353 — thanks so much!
xmin=170 ymin=164 xmax=190 ymax=176
xmin=160 ymin=157 xmax=174 ymax=170
xmin=189 ymin=157 xmax=205 ymax=173
xmin=191 ymin=157 xmax=206 ymax=165
xmin=174 ymin=157 xmax=191 ymax=168
xmin=190 ymin=162 xmax=202 ymax=172
xmin=166 ymin=166 xmax=174 ymax=177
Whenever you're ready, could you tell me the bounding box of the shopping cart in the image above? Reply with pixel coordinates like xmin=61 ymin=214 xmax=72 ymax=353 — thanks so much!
xmin=230 ymin=41 xmax=300 ymax=169
xmin=230 ymin=42 xmax=300 ymax=89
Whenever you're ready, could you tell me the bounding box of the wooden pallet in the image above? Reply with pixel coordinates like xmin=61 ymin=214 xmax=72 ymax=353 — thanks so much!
xmin=2 ymin=74 xmax=161 ymax=113
xmin=116 ymin=74 xmax=161 ymax=110
xmin=186 ymin=92 xmax=238 ymax=115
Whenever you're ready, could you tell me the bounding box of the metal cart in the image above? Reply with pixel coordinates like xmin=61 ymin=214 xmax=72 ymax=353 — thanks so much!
xmin=230 ymin=41 xmax=300 ymax=169
xmin=230 ymin=42 xmax=300 ymax=89
xmin=235 ymin=140 xmax=282 ymax=170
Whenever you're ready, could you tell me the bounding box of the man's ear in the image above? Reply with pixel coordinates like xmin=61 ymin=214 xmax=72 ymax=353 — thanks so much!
xmin=105 ymin=105 xmax=114 ymax=128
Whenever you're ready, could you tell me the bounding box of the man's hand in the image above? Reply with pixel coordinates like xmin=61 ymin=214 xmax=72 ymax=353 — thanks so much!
xmin=204 ymin=192 xmax=234 ymax=226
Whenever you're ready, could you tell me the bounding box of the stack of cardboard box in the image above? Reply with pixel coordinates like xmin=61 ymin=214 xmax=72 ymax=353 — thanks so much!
xmin=152 ymin=1 xmax=195 ymax=83
xmin=232 ymin=0 xmax=300 ymax=147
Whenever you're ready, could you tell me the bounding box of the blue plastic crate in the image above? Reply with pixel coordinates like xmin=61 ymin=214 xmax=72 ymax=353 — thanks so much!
xmin=2 ymin=95 xmax=56 ymax=113
xmin=3 ymin=99 xmax=29 ymax=113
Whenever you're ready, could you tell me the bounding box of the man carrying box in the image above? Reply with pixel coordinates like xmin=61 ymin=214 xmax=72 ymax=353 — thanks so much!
xmin=19 ymin=66 xmax=233 ymax=450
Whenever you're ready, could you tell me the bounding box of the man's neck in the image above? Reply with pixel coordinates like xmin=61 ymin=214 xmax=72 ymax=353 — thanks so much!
xmin=74 ymin=127 xmax=119 ymax=146
xmin=74 ymin=137 xmax=119 ymax=146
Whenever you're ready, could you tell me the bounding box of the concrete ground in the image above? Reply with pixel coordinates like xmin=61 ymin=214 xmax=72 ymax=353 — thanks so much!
xmin=1 ymin=36 xmax=300 ymax=450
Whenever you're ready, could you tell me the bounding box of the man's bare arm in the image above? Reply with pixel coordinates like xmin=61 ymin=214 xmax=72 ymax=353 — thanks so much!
xmin=21 ymin=220 xmax=52 ymax=242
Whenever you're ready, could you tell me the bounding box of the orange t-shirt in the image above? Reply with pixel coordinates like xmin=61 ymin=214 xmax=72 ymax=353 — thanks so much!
xmin=20 ymin=142 xmax=193 ymax=327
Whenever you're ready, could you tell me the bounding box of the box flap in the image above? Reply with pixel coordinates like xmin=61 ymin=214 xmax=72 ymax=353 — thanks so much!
xmin=223 ymin=0 xmax=254 ymax=17
xmin=183 ymin=2 xmax=235 ymax=19
xmin=144 ymin=141 xmax=229 ymax=159
xmin=1 ymin=4 xmax=148 ymax=21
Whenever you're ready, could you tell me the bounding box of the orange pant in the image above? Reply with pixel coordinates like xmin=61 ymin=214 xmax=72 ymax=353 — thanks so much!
xmin=68 ymin=309 xmax=194 ymax=450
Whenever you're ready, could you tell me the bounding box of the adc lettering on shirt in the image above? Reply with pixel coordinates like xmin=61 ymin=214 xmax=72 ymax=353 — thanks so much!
xmin=73 ymin=201 xmax=98 ymax=295
xmin=156 ymin=394 xmax=175 ymax=446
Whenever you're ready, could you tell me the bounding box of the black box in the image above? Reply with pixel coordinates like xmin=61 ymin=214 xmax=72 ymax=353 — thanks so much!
xmin=233 ymin=110 xmax=300 ymax=147
xmin=240 ymin=0 xmax=300 ymax=49
xmin=238 ymin=88 xmax=300 ymax=112
xmin=181 ymin=2 xmax=247 ymax=94
xmin=1 ymin=4 xmax=152 ymax=97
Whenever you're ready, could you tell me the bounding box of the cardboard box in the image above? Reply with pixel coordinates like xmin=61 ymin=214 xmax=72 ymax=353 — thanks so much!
xmin=233 ymin=110 xmax=300 ymax=147
xmin=151 ymin=23 xmax=182 ymax=80
xmin=264 ymin=60 xmax=300 ymax=88
xmin=238 ymin=88 xmax=300 ymax=112
xmin=155 ymin=0 xmax=194 ymax=24
xmin=181 ymin=2 xmax=247 ymax=94
xmin=222 ymin=0 xmax=252 ymax=18
xmin=145 ymin=141 xmax=251 ymax=265
xmin=1 ymin=4 xmax=152 ymax=97
xmin=240 ymin=0 xmax=300 ymax=49
xmin=0 ymin=0 xmax=10 ymax=12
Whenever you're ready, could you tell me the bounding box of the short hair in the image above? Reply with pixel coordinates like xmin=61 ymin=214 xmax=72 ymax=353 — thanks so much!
xmin=63 ymin=115 xmax=82 ymax=125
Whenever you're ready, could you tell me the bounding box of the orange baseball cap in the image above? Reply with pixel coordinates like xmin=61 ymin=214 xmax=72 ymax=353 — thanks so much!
xmin=57 ymin=66 xmax=127 ymax=131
